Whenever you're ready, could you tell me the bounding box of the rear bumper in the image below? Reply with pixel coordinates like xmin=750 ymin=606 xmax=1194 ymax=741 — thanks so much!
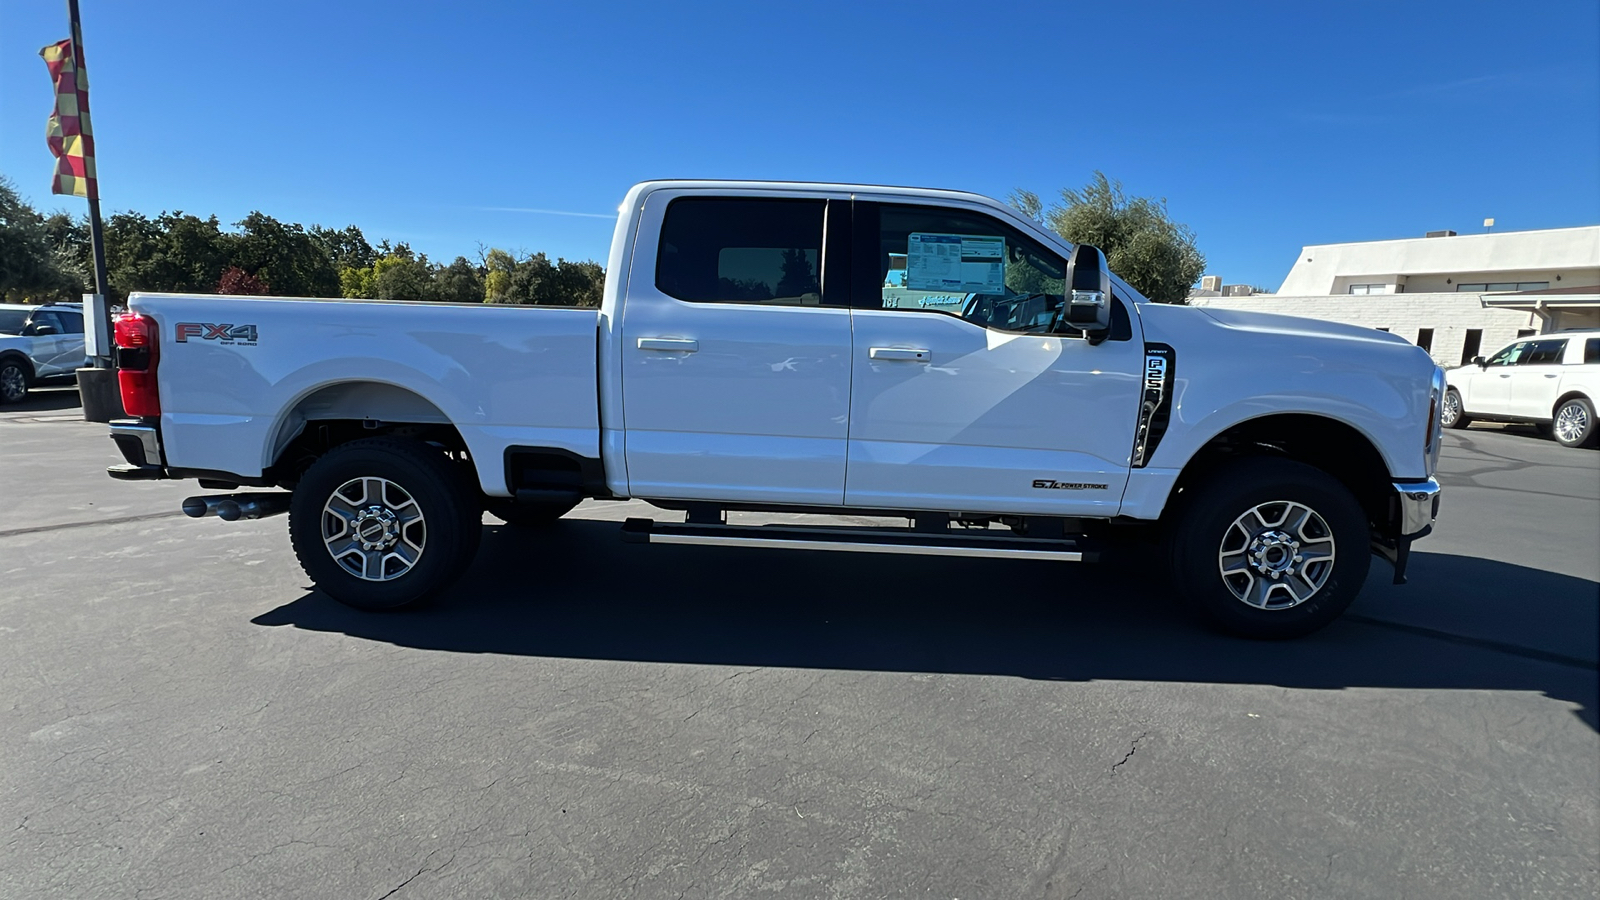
xmin=108 ymin=418 xmax=169 ymax=480
xmin=110 ymin=419 xmax=162 ymax=466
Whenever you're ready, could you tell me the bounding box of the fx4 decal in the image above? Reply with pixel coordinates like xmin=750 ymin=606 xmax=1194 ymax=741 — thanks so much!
xmin=1032 ymin=480 xmax=1108 ymax=491
xmin=175 ymin=323 xmax=258 ymax=346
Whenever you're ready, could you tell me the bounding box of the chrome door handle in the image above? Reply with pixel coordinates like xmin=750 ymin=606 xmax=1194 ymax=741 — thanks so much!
xmin=1544 ymin=373 xmax=1558 ymax=378
xmin=638 ymin=338 xmax=698 ymax=352
xmin=869 ymin=347 xmax=930 ymax=362
xmin=1498 ymin=373 xmax=1510 ymax=378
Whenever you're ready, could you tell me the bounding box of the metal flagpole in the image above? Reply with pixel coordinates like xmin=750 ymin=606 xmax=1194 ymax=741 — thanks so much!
xmin=67 ymin=0 xmax=111 ymax=363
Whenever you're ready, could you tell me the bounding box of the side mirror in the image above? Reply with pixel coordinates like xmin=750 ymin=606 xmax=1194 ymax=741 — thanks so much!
xmin=1473 ymin=356 xmax=1487 ymax=369
xmin=31 ymin=324 xmax=58 ymax=336
xmin=1061 ymin=244 xmax=1112 ymax=343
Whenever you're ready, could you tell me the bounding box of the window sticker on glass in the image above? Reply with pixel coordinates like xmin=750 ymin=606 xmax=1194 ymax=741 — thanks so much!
xmin=906 ymin=233 xmax=1006 ymax=295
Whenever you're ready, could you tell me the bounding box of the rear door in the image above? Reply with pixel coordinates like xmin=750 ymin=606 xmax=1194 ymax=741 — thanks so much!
xmin=55 ymin=309 xmax=87 ymax=370
xmin=843 ymin=200 xmax=1143 ymax=517
xmin=619 ymin=191 xmax=855 ymax=505
xmin=1509 ymin=338 xmax=1568 ymax=419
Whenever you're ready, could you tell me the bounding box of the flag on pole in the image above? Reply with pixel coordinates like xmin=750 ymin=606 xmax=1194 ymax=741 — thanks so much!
xmin=40 ymin=39 xmax=97 ymax=200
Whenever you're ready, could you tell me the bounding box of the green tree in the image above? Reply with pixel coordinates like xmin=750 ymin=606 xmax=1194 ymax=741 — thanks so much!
xmin=0 ymin=182 xmax=87 ymax=303
xmin=1010 ymin=172 xmax=1206 ymax=303
xmin=434 ymin=256 xmax=485 ymax=304
xmin=231 ymin=212 xmax=341 ymax=298
xmin=370 ymin=246 xmax=436 ymax=302
xmin=104 ymin=211 xmax=230 ymax=300
xmin=483 ymin=248 xmax=518 ymax=302
xmin=309 ymin=224 xmax=376 ymax=271
xmin=482 ymin=250 xmax=604 ymax=307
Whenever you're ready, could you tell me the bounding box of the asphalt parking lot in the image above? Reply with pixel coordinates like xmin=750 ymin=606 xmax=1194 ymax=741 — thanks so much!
xmin=3 ymin=385 xmax=1597 ymax=899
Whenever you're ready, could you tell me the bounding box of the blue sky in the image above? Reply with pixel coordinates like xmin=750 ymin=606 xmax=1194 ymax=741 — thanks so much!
xmin=1 ymin=0 xmax=1596 ymax=291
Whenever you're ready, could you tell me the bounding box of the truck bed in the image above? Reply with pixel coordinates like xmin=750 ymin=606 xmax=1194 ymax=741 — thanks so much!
xmin=129 ymin=293 xmax=600 ymax=497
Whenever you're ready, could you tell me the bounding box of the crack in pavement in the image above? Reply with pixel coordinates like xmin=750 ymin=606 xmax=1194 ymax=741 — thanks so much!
xmin=1109 ymin=733 xmax=1147 ymax=775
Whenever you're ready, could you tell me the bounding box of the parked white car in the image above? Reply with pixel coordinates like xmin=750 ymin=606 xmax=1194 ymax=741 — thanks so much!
xmin=103 ymin=180 xmax=1445 ymax=639
xmin=0 ymin=303 xmax=88 ymax=404
xmin=1442 ymin=330 xmax=1600 ymax=448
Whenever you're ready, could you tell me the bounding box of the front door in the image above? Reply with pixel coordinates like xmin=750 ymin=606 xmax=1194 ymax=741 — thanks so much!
xmin=25 ymin=311 xmax=68 ymax=377
xmin=1508 ymin=338 xmax=1568 ymax=419
xmin=620 ymin=192 xmax=855 ymax=505
xmin=843 ymin=201 xmax=1143 ymax=517
xmin=1464 ymin=339 xmax=1528 ymax=415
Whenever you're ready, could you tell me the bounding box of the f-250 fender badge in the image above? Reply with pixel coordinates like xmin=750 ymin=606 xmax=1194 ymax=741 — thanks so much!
xmin=175 ymin=323 xmax=258 ymax=346
xmin=1032 ymin=480 xmax=1108 ymax=490
xmin=1131 ymin=343 xmax=1175 ymax=468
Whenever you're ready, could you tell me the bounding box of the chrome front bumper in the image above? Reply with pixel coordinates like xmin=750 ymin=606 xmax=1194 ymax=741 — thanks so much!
xmin=1393 ymin=477 xmax=1442 ymax=538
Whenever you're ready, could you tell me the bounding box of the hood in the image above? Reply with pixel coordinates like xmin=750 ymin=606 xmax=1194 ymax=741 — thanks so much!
xmin=1193 ymin=305 xmax=1414 ymax=349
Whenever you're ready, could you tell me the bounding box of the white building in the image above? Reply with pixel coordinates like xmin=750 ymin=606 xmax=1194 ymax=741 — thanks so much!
xmin=1191 ymin=225 xmax=1600 ymax=366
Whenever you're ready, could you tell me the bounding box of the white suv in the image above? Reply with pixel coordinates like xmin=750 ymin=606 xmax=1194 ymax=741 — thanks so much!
xmin=0 ymin=303 xmax=88 ymax=404
xmin=1442 ymin=330 xmax=1600 ymax=448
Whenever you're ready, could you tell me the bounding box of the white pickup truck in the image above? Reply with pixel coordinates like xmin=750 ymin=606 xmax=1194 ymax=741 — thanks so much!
xmin=106 ymin=180 xmax=1444 ymax=638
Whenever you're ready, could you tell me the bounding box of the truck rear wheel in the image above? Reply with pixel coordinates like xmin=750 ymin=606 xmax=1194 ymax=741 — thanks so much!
xmin=288 ymin=437 xmax=481 ymax=610
xmin=1166 ymin=458 xmax=1370 ymax=639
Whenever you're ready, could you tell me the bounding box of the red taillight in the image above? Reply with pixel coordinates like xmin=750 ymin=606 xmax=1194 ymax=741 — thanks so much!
xmin=114 ymin=313 xmax=161 ymax=417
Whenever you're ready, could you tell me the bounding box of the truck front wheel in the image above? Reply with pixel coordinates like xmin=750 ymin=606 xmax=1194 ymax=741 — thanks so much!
xmin=1166 ymin=458 xmax=1370 ymax=639
xmin=288 ymin=437 xmax=482 ymax=610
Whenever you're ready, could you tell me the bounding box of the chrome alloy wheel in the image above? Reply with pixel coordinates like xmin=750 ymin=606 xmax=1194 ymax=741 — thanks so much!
xmin=321 ymin=476 xmax=426 ymax=581
xmin=1217 ymin=500 xmax=1336 ymax=610
xmin=0 ymin=365 xmax=25 ymax=403
xmin=1440 ymin=390 xmax=1462 ymax=426
xmin=1555 ymin=402 xmax=1590 ymax=445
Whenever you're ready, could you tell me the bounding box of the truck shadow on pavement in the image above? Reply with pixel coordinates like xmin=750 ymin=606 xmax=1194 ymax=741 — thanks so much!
xmin=254 ymin=520 xmax=1600 ymax=731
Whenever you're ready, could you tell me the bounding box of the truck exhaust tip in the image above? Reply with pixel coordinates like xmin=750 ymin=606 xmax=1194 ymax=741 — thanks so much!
xmin=182 ymin=493 xmax=292 ymax=521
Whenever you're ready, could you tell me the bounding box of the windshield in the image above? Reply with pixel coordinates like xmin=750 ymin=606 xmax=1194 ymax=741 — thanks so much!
xmin=0 ymin=310 xmax=29 ymax=335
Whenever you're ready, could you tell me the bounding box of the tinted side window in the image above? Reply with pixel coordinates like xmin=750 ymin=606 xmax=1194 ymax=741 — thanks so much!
xmin=656 ymin=198 xmax=827 ymax=306
xmin=1586 ymin=338 xmax=1599 ymax=365
xmin=58 ymin=310 xmax=84 ymax=333
xmin=31 ymin=312 xmax=65 ymax=333
xmin=1522 ymin=339 xmax=1566 ymax=365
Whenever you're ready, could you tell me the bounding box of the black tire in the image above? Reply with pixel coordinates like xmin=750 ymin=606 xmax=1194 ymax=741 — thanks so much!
xmin=1165 ymin=458 xmax=1370 ymax=639
xmin=288 ymin=437 xmax=482 ymax=610
xmin=1552 ymin=396 xmax=1598 ymax=449
xmin=1441 ymin=387 xmax=1471 ymax=429
xmin=486 ymin=497 xmax=579 ymax=527
xmin=0 ymin=358 xmax=29 ymax=404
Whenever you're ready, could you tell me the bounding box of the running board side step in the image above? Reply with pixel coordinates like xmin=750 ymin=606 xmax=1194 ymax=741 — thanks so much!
xmin=620 ymin=518 xmax=1094 ymax=562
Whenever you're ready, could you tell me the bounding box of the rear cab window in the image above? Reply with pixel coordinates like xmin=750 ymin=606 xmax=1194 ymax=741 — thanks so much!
xmin=655 ymin=198 xmax=834 ymax=306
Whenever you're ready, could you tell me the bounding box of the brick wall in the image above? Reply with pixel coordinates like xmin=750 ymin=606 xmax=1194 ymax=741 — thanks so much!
xmin=1188 ymin=292 xmax=1538 ymax=366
